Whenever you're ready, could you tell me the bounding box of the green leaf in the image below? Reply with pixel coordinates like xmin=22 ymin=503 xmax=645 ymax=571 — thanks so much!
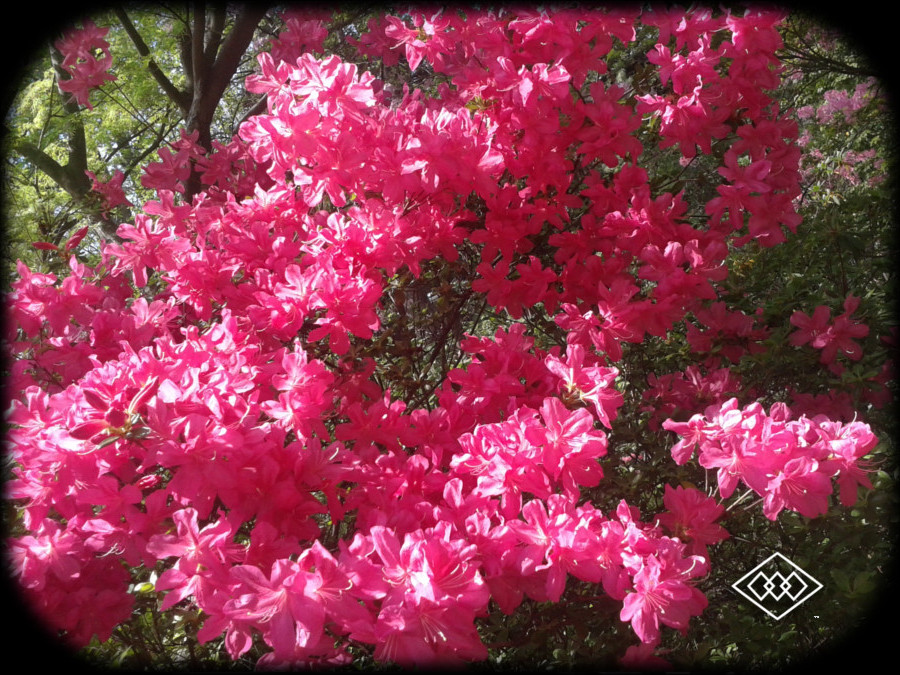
xmin=852 ymin=571 xmax=876 ymax=595
xmin=830 ymin=569 xmax=850 ymax=592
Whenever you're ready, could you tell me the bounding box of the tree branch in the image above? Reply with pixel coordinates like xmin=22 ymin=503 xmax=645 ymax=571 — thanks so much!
xmin=49 ymin=43 xmax=83 ymax=116
xmin=14 ymin=41 xmax=91 ymax=203
xmin=779 ymin=45 xmax=876 ymax=79
xmin=204 ymin=5 xmax=226 ymax=64
xmin=200 ymin=4 xmax=269 ymax=127
xmin=13 ymin=139 xmax=121 ymax=241
xmin=122 ymin=114 xmax=181 ymax=183
xmin=114 ymin=7 xmax=191 ymax=115
xmin=236 ymin=94 xmax=268 ymax=127
xmin=14 ymin=139 xmax=82 ymax=196
xmin=191 ymin=2 xmax=207 ymax=100
xmin=179 ymin=15 xmax=194 ymax=98
xmin=182 ymin=3 xmax=268 ymax=198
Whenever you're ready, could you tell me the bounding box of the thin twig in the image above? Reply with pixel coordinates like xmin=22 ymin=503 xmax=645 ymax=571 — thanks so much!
xmin=725 ymin=488 xmax=756 ymax=511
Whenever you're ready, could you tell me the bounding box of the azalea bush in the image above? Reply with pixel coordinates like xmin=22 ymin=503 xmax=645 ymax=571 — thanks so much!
xmin=3 ymin=5 xmax=895 ymax=670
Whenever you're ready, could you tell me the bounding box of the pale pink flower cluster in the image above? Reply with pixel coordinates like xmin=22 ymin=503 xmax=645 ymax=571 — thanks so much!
xmin=814 ymin=79 xmax=878 ymax=125
xmin=795 ymin=79 xmax=884 ymax=187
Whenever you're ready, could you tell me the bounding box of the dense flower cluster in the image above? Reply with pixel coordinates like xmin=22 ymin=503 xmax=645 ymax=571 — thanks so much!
xmin=664 ymin=398 xmax=877 ymax=519
xmin=5 ymin=6 xmax=886 ymax=668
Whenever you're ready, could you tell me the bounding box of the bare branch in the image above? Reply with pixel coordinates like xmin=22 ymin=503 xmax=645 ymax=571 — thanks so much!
xmin=191 ymin=2 xmax=207 ymax=99
xmin=122 ymin=113 xmax=181 ymax=183
xmin=201 ymin=4 xmax=269 ymax=121
xmin=14 ymin=139 xmax=83 ymax=196
xmin=236 ymin=94 xmax=268 ymax=128
xmin=114 ymin=7 xmax=191 ymax=116
xmin=179 ymin=16 xmax=194 ymax=97
xmin=204 ymin=5 xmax=226 ymax=64
xmin=185 ymin=3 xmax=268 ymax=153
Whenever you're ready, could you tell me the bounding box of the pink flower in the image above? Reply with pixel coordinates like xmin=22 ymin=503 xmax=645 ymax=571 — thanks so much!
xmin=370 ymin=525 xmax=489 ymax=611
xmin=656 ymin=485 xmax=729 ymax=557
xmin=663 ymin=414 xmax=710 ymax=465
xmin=790 ymin=305 xmax=834 ymax=348
xmin=9 ymin=519 xmax=83 ymax=591
xmin=296 ymin=541 xmax=375 ymax=637
xmin=147 ymin=509 xmax=243 ymax=610
xmin=54 ymin=20 xmax=116 ymax=109
xmin=308 ymin=268 xmax=382 ymax=355
xmin=86 ymin=170 xmax=132 ymax=215
xmin=790 ymin=296 xmax=869 ymax=372
xmin=544 ymin=344 xmax=623 ymax=428
xmin=620 ymin=550 xmax=708 ymax=645
xmin=5 ymin=6 xmax=886 ymax=667
xmin=763 ymin=456 xmax=833 ymax=520
xmin=827 ymin=295 xmax=869 ymax=362
xmin=374 ymin=600 xmax=487 ymax=666
xmin=224 ymin=559 xmax=326 ymax=657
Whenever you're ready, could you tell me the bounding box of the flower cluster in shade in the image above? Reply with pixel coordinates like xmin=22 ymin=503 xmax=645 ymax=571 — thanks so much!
xmin=54 ymin=19 xmax=116 ymax=109
xmin=790 ymin=295 xmax=869 ymax=375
